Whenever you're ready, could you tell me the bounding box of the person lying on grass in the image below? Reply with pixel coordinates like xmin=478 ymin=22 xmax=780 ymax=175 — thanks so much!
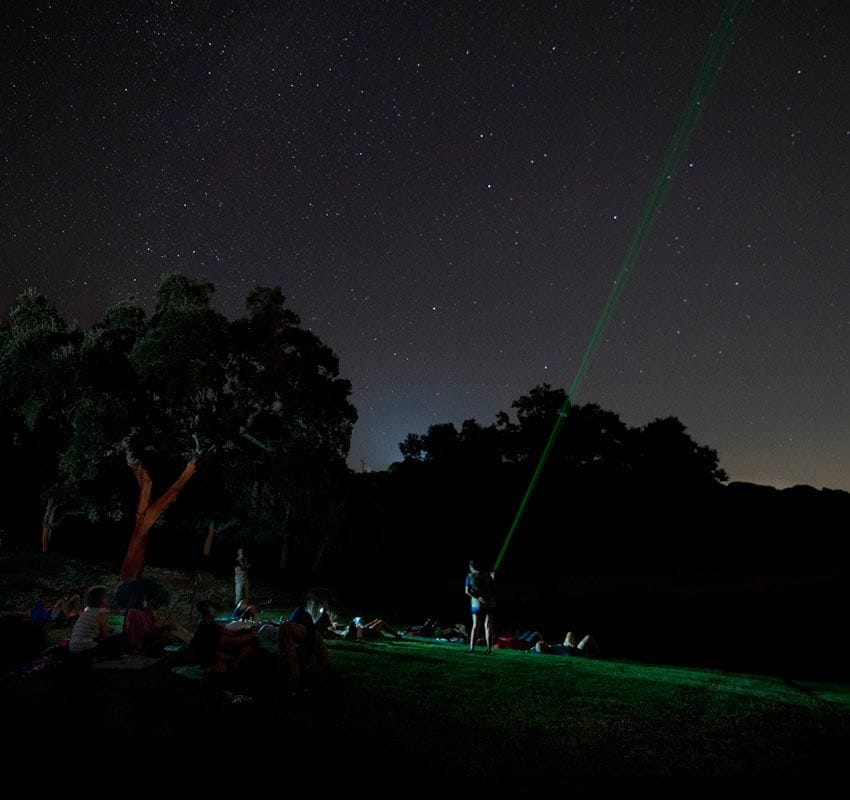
xmin=31 ymin=594 xmax=82 ymax=626
xmin=534 ymin=631 xmax=601 ymax=657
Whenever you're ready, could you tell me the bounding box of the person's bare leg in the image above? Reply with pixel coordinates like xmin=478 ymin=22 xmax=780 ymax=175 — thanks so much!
xmin=484 ymin=613 xmax=494 ymax=654
xmin=469 ymin=614 xmax=478 ymax=652
xmin=564 ymin=631 xmax=578 ymax=647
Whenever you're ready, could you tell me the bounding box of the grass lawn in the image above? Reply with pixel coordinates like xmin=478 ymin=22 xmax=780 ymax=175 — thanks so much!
xmin=3 ymin=553 xmax=850 ymax=789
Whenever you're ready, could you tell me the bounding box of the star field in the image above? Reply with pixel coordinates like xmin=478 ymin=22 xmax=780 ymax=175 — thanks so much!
xmin=2 ymin=1 xmax=849 ymax=489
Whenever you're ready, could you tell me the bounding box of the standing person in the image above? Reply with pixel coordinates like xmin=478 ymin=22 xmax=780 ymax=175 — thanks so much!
xmin=465 ymin=560 xmax=496 ymax=654
xmin=234 ymin=547 xmax=251 ymax=607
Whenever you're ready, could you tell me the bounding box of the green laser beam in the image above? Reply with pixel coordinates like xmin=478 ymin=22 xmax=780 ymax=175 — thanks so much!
xmin=494 ymin=0 xmax=750 ymax=573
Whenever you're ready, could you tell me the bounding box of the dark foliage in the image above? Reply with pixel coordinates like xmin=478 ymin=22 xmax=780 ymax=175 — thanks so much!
xmin=114 ymin=578 xmax=170 ymax=610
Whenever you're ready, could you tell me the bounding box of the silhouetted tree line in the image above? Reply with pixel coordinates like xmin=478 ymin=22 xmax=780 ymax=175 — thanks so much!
xmin=2 ymin=280 xmax=848 ymax=600
xmin=330 ymin=385 xmax=850 ymax=590
xmin=334 ymin=382 xmax=735 ymax=581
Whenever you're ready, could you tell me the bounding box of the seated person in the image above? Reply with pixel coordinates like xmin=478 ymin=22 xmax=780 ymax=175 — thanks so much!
xmin=124 ymin=593 xmax=191 ymax=655
xmin=31 ymin=594 xmax=82 ymax=626
xmin=303 ymin=589 xmax=337 ymax=625
xmin=283 ymin=604 xmax=330 ymax=674
xmin=68 ymin=586 xmax=123 ymax=660
xmin=534 ymin=630 xmax=600 ymax=657
xmin=314 ymin=610 xmax=344 ymax=639
xmin=191 ymin=601 xmax=261 ymax=676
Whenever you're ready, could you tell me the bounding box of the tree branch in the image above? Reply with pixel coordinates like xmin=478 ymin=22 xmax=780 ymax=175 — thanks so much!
xmin=149 ymin=459 xmax=197 ymax=517
xmin=134 ymin=463 xmax=153 ymax=515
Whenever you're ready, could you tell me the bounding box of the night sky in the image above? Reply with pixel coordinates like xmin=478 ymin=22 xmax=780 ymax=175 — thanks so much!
xmin=2 ymin=1 xmax=848 ymax=490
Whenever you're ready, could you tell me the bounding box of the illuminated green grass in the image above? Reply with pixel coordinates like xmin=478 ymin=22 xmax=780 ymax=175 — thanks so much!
xmin=3 ymin=552 xmax=848 ymax=788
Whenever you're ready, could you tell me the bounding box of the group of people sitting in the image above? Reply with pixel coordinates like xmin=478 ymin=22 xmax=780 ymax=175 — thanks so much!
xmin=42 ymin=581 xmax=599 ymax=701
xmin=48 ymin=585 xmax=334 ymax=693
xmin=51 ymin=585 xmax=191 ymax=662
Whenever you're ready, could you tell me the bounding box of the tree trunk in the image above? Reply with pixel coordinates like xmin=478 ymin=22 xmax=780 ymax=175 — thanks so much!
xmin=119 ymin=459 xmax=197 ymax=581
